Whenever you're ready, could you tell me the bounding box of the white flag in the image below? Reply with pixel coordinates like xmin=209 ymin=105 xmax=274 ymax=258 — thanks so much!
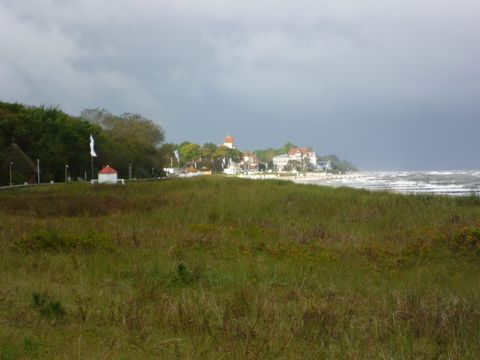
xmin=174 ymin=150 xmax=180 ymax=162
xmin=89 ymin=135 xmax=97 ymax=157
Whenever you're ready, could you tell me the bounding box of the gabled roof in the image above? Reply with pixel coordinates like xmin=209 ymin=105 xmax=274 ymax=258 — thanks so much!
xmin=99 ymin=165 xmax=117 ymax=174
xmin=288 ymin=147 xmax=310 ymax=156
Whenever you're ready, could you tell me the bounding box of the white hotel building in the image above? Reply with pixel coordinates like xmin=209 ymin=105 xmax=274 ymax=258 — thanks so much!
xmin=272 ymin=147 xmax=317 ymax=171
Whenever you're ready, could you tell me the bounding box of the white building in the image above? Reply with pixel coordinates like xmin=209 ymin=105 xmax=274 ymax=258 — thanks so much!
xmin=223 ymin=157 xmax=238 ymax=175
xmin=223 ymin=167 xmax=238 ymax=175
xmin=241 ymin=151 xmax=259 ymax=171
xmin=272 ymin=154 xmax=290 ymax=171
xmin=287 ymin=147 xmax=317 ymax=168
xmin=272 ymin=147 xmax=318 ymax=171
xmin=98 ymin=165 xmax=118 ymax=184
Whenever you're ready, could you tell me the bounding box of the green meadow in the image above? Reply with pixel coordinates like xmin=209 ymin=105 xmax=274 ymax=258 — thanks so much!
xmin=1 ymin=177 xmax=480 ymax=359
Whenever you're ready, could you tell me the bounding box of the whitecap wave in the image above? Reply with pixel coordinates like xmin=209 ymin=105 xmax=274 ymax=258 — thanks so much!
xmin=297 ymin=170 xmax=480 ymax=196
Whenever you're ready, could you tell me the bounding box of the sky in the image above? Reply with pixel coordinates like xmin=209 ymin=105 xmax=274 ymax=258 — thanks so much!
xmin=0 ymin=0 xmax=479 ymax=170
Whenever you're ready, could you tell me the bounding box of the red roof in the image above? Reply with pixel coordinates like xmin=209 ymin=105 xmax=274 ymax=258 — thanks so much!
xmin=224 ymin=135 xmax=234 ymax=143
xmin=288 ymin=147 xmax=309 ymax=156
xmin=99 ymin=165 xmax=118 ymax=174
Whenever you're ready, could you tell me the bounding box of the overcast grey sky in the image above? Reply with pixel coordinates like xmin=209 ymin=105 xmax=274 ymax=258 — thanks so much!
xmin=1 ymin=0 xmax=479 ymax=170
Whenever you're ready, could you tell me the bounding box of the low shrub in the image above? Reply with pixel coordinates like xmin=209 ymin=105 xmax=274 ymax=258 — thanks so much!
xmin=171 ymin=263 xmax=202 ymax=286
xmin=450 ymin=226 xmax=480 ymax=253
xmin=15 ymin=230 xmax=113 ymax=253
xmin=32 ymin=292 xmax=65 ymax=319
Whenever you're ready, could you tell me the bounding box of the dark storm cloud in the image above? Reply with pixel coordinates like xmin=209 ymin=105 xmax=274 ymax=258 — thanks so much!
xmin=1 ymin=0 xmax=479 ymax=169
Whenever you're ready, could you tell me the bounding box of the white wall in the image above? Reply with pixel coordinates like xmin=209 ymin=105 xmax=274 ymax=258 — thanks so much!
xmin=98 ymin=173 xmax=118 ymax=184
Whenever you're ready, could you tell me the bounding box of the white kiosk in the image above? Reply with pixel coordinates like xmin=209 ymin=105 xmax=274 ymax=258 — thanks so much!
xmin=98 ymin=165 xmax=119 ymax=184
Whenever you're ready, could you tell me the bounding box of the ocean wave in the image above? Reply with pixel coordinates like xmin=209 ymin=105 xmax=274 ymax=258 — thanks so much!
xmin=298 ymin=170 xmax=480 ymax=196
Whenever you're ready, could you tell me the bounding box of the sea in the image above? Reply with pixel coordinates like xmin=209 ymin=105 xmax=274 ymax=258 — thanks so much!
xmin=295 ymin=170 xmax=480 ymax=196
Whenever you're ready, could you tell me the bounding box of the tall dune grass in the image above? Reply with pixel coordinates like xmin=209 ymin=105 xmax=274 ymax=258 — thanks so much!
xmin=1 ymin=177 xmax=480 ymax=358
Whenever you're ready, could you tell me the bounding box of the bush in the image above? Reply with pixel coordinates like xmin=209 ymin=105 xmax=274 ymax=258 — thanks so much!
xmin=451 ymin=226 xmax=480 ymax=253
xmin=32 ymin=292 xmax=65 ymax=319
xmin=171 ymin=263 xmax=202 ymax=286
xmin=15 ymin=230 xmax=112 ymax=253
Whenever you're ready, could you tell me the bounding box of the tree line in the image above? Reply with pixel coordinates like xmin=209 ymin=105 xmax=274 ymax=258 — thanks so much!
xmin=0 ymin=102 xmax=165 ymax=185
xmin=160 ymin=142 xmax=243 ymax=170
xmin=0 ymin=101 xmax=357 ymax=185
xmin=160 ymin=140 xmax=357 ymax=173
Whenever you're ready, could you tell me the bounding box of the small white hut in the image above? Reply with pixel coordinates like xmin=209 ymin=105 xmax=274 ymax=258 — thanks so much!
xmin=98 ymin=165 xmax=118 ymax=184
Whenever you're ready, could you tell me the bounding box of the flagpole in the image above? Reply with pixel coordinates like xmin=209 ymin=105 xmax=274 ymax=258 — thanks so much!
xmin=89 ymin=134 xmax=97 ymax=180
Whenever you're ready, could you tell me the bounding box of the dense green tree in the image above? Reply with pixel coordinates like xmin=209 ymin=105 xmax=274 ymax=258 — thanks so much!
xmin=254 ymin=142 xmax=297 ymax=163
xmin=213 ymin=146 xmax=242 ymax=162
xmin=200 ymin=142 xmax=218 ymax=159
xmin=158 ymin=143 xmax=179 ymax=167
xmin=178 ymin=142 xmax=201 ymax=165
xmin=0 ymin=102 xmax=167 ymax=185
xmin=0 ymin=102 xmax=102 ymax=183
xmin=81 ymin=109 xmax=166 ymax=178
xmin=254 ymin=148 xmax=281 ymax=163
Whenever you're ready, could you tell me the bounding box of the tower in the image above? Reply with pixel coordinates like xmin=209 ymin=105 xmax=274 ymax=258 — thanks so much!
xmin=223 ymin=135 xmax=234 ymax=149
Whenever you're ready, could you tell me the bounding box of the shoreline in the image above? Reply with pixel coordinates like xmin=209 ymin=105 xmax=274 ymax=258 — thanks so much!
xmin=238 ymin=172 xmax=363 ymax=181
xmin=238 ymin=171 xmax=480 ymax=196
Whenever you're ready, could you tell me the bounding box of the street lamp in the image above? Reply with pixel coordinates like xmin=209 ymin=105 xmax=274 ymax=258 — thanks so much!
xmin=36 ymin=158 xmax=40 ymax=183
xmin=65 ymin=164 xmax=69 ymax=182
xmin=9 ymin=161 xmax=13 ymax=186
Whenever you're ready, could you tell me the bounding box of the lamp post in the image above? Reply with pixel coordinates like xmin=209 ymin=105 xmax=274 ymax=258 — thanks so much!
xmin=36 ymin=158 xmax=40 ymax=183
xmin=9 ymin=161 xmax=13 ymax=186
xmin=129 ymin=164 xmax=132 ymax=180
xmin=65 ymin=164 xmax=69 ymax=182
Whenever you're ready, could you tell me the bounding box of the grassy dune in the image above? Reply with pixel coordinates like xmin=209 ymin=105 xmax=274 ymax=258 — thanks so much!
xmin=1 ymin=177 xmax=480 ymax=358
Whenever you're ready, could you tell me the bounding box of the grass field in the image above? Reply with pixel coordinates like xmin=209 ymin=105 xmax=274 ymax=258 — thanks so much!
xmin=1 ymin=176 xmax=480 ymax=359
